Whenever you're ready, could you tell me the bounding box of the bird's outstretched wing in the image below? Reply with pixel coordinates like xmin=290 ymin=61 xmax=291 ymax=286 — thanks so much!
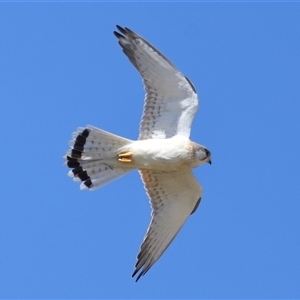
xmin=114 ymin=25 xmax=199 ymax=140
xmin=133 ymin=169 xmax=202 ymax=282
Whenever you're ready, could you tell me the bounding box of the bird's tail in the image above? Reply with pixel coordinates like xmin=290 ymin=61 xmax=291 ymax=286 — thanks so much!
xmin=64 ymin=125 xmax=134 ymax=191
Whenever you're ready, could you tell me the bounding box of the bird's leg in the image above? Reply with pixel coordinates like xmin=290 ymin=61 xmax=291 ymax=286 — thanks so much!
xmin=118 ymin=151 xmax=133 ymax=163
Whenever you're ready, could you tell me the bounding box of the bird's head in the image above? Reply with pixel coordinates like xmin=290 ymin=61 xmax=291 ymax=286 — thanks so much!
xmin=193 ymin=144 xmax=211 ymax=166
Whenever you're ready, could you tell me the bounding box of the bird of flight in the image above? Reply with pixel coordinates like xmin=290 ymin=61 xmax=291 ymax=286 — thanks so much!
xmin=64 ymin=25 xmax=211 ymax=282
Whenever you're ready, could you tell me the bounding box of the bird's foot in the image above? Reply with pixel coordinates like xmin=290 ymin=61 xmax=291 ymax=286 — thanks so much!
xmin=118 ymin=151 xmax=133 ymax=163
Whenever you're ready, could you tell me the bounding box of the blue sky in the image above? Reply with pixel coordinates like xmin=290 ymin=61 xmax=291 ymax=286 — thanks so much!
xmin=1 ymin=2 xmax=300 ymax=298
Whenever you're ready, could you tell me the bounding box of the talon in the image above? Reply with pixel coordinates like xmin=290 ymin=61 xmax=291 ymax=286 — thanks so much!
xmin=118 ymin=151 xmax=133 ymax=158
xmin=118 ymin=157 xmax=132 ymax=162
xmin=118 ymin=151 xmax=133 ymax=163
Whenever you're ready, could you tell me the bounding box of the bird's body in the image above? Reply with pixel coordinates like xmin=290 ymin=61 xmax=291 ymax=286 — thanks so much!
xmin=64 ymin=25 xmax=211 ymax=282
xmin=120 ymin=136 xmax=204 ymax=171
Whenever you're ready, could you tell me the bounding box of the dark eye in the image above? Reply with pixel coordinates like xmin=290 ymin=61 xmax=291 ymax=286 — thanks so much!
xmin=204 ymin=148 xmax=211 ymax=157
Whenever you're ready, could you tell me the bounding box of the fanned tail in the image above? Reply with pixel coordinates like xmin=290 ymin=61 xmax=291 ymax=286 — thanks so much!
xmin=64 ymin=125 xmax=134 ymax=190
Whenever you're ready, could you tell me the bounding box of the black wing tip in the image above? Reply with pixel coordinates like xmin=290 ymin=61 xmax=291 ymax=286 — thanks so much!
xmin=113 ymin=31 xmax=123 ymax=39
xmin=116 ymin=24 xmax=124 ymax=32
xmin=114 ymin=25 xmax=136 ymax=40
xmin=131 ymin=254 xmax=153 ymax=282
xmin=114 ymin=25 xmax=127 ymax=43
xmin=114 ymin=25 xmax=127 ymax=37
xmin=132 ymin=269 xmax=144 ymax=283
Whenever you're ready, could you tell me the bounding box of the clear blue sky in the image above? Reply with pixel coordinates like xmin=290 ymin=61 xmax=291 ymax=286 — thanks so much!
xmin=1 ymin=2 xmax=299 ymax=298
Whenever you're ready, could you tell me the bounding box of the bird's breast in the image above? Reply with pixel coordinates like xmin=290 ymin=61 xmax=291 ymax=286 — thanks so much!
xmin=121 ymin=136 xmax=195 ymax=171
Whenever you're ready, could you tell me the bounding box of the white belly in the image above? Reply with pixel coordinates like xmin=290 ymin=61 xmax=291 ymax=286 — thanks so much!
xmin=121 ymin=136 xmax=194 ymax=171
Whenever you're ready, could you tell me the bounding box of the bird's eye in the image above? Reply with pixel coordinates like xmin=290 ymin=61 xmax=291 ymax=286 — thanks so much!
xmin=204 ymin=148 xmax=211 ymax=157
